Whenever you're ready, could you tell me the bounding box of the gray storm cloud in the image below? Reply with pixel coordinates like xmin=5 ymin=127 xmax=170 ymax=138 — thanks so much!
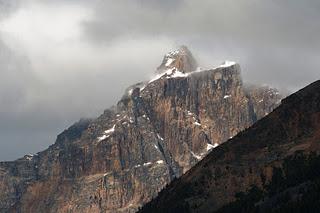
xmin=0 ymin=0 xmax=319 ymax=160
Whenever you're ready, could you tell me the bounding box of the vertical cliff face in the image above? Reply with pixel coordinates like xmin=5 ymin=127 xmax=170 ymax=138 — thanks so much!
xmin=0 ymin=46 xmax=282 ymax=212
xmin=139 ymin=80 xmax=320 ymax=213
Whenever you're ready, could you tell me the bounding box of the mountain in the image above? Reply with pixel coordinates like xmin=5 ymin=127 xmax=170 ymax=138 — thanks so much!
xmin=156 ymin=45 xmax=198 ymax=74
xmin=139 ymin=80 xmax=320 ymax=213
xmin=0 ymin=46 xmax=281 ymax=213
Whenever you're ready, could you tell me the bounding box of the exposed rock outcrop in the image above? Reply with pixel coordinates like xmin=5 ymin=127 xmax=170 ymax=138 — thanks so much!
xmin=0 ymin=46 xmax=282 ymax=213
xmin=139 ymin=80 xmax=320 ymax=213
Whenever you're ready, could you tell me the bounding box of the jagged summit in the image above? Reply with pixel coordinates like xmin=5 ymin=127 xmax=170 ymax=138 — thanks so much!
xmin=157 ymin=45 xmax=198 ymax=74
xmin=122 ymin=49 xmax=240 ymax=103
xmin=150 ymin=46 xmax=240 ymax=88
xmin=156 ymin=46 xmax=238 ymax=77
xmin=124 ymin=48 xmax=240 ymax=99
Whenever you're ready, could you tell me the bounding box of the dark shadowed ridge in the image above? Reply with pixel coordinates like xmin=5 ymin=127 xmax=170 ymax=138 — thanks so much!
xmin=139 ymin=80 xmax=320 ymax=213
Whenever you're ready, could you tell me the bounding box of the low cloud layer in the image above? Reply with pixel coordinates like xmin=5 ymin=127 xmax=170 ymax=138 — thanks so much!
xmin=0 ymin=0 xmax=319 ymax=160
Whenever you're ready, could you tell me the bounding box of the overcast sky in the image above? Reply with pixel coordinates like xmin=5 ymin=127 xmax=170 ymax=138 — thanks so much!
xmin=0 ymin=0 xmax=319 ymax=161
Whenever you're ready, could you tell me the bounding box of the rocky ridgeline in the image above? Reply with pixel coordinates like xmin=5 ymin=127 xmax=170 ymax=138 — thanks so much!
xmin=0 ymin=46 xmax=282 ymax=212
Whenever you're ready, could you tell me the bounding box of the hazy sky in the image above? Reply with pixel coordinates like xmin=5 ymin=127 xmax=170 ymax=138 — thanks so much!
xmin=0 ymin=0 xmax=319 ymax=161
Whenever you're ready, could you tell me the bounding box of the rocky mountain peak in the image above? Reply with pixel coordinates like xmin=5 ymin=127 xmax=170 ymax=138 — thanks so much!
xmin=0 ymin=46 xmax=282 ymax=213
xmin=150 ymin=46 xmax=241 ymax=89
xmin=139 ymin=80 xmax=320 ymax=213
xmin=157 ymin=45 xmax=198 ymax=74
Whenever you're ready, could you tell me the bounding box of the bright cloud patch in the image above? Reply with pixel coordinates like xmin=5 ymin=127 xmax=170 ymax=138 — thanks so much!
xmin=0 ymin=3 xmax=92 ymax=44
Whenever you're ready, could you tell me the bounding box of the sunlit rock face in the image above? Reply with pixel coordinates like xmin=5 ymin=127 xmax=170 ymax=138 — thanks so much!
xmin=0 ymin=46 xmax=282 ymax=213
xmin=139 ymin=80 xmax=320 ymax=213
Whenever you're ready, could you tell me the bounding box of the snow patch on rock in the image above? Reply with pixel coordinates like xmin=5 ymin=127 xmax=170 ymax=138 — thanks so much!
xmin=191 ymin=151 xmax=202 ymax=160
xmin=149 ymin=60 xmax=237 ymax=85
xmin=165 ymin=58 xmax=174 ymax=66
xmin=169 ymin=71 xmax=189 ymax=78
xmin=105 ymin=125 xmax=116 ymax=134
xmin=157 ymin=134 xmax=164 ymax=141
xmin=207 ymin=143 xmax=219 ymax=151
xmin=143 ymin=162 xmax=152 ymax=166
xmin=156 ymin=160 xmax=164 ymax=164
xmin=219 ymin=61 xmax=236 ymax=68
xmin=154 ymin=144 xmax=159 ymax=150
xmin=25 ymin=154 xmax=34 ymax=161
xmin=97 ymin=125 xmax=116 ymax=142
xmin=97 ymin=135 xmax=108 ymax=142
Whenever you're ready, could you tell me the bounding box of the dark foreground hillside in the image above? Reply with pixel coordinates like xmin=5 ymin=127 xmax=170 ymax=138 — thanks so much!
xmin=140 ymin=80 xmax=320 ymax=213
